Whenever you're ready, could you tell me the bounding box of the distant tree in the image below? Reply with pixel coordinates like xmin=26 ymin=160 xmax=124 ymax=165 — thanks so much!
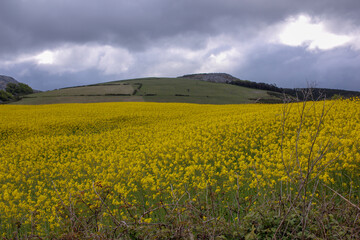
xmin=18 ymin=83 xmax=34 ymax=94
xmin=5 ymin=83 xmax=19 ymax=95
xmin=0 ymin=90 xmax=14 ymax=102
xmin=5 ymin=82 xmax=33 ymax=96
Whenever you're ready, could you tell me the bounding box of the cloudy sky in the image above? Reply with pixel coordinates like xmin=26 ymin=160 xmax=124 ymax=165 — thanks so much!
xmin=1 ymin=0 xmax=360 ymax=91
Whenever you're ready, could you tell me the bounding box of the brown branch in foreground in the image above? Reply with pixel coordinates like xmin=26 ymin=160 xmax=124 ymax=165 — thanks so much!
xmin=324 ymin=184 xmax=360 ymax=212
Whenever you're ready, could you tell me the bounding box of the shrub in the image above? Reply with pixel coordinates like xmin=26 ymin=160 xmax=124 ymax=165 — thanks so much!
xmin=0 ymin=89 xmax=13 ymax=102
xmin=5 ymin=82 xmax=33 ymax=96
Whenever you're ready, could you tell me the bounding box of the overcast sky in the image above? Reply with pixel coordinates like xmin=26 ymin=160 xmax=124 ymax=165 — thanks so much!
xmin=1 ymin=0 xmax=360 ymax=91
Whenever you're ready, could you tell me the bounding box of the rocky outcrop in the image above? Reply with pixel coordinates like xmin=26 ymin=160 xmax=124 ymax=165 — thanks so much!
xmin=179 ymin=73 xmax=241 ymax=83
xmin=0 ymin=75 xmax=20 ymax=90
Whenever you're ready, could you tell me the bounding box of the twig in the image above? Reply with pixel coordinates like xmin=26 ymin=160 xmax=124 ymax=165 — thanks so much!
xmin=92 ymin=181 xmax=122 ymax=227
xmin=52 ymin=181 xmax=90 ymax=236
xmin=324 ymin=184 xmax=360 ymax=212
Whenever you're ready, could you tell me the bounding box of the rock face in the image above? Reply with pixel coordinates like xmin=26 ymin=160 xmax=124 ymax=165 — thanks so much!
xmin=0 ymin=75 xmax=20 ymax=90
xmin=179 ymin=73 xmax=241 ymax=83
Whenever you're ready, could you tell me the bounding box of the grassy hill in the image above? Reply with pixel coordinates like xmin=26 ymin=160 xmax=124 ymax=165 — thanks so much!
xmin=183 ymin=73 xmax=360 ymax=100
xmin=13 ymin=77 xmax=283 ymax=105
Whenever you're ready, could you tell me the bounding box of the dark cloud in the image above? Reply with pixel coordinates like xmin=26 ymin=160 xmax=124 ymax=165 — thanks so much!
xmin=234 ymin=45 xmax=360 ymax=91
xmin=1 ymin=0 xmax=359 ymax=53
xmin=0 ymin=0 xmax=359 ymax=91
xmin=0 ymin=62 xmax=113 ymax=91
xmin=232 ymin=45 xmax=319 ymax=88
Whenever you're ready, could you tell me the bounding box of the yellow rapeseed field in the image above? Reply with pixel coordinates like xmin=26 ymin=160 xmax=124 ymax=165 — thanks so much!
xmin=0 ymin=99 xmax=359 ymax=236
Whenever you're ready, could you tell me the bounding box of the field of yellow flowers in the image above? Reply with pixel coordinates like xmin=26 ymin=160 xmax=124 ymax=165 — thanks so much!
xmin=0 ymin=99 xmax=359 ymax=238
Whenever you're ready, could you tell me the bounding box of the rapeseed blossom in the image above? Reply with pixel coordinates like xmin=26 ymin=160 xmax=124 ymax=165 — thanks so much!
xmin=0 ymin=99 xmax=359 ymax=235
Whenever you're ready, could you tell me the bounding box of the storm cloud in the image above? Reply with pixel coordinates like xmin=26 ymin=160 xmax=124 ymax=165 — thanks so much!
xmin=0 ymin=0 xmax=359 ymax=90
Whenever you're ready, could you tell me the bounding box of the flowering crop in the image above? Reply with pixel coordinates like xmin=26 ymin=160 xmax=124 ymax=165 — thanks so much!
xmin=0 ymin=99 xmax=359 ymax=237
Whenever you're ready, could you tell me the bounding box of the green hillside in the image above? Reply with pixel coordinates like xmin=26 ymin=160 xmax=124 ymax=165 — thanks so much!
xmin=13 ymin=77 xmax=283 ymax=105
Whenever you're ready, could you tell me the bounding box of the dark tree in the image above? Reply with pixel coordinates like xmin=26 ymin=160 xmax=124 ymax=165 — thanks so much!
xmin=5 ymin=82 xmax=33 ymax=96
xmin=0 ymin=90 xmax=14 ymax=102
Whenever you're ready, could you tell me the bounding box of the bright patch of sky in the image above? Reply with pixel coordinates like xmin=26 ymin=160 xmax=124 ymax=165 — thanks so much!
xmin=7 ymin=45 xmax=135 ymax=75
xmin=278 ymin=15 xmax=352 ymax=50
xmin=35 ymin=50 xmax=55 ymax=64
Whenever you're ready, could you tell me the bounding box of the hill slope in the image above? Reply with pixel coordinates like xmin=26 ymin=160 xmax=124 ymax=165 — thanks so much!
xmin=14 ymin=77 xmax=283 ymax=105
xmin=181 ymin=73 xmax=360 ymax=100
xmin=0 ymin=75 xmax=20 ymax=90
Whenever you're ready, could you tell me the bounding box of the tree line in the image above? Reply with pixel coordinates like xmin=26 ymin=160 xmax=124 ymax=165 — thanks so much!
xmin=228 ymin=80 xmax=360 ymax=100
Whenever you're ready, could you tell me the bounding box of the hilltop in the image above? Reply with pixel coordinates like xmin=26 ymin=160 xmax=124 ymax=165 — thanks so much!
xmin=180 ymin=73 xmax=240 ymax=83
